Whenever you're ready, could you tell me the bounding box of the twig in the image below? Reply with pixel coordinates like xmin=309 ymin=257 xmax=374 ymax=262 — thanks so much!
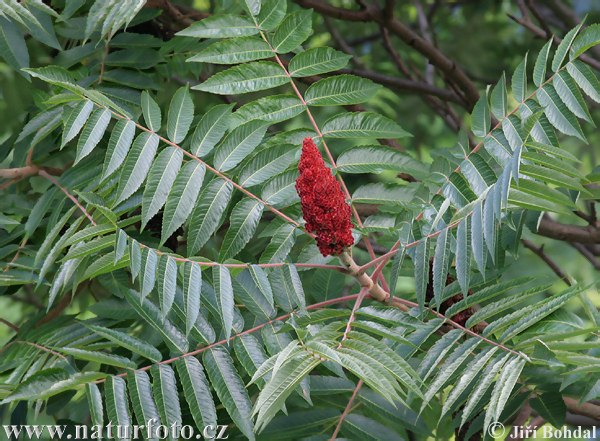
xmin=521 ymin=239 xmax=572 ymax=286
xmin=570 ymin=242 xmax=600 ymax=270
xmin=329 ymin=380 xmax=363 ymax=440
xmin=39 ymin=170 xmax=97 ymax=226
xmin=0 ymin=318 xmax=19 ymax=332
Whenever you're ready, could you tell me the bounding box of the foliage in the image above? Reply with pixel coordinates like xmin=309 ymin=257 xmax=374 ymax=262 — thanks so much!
xmin=1 ymin=1 xmax=600 ymax=440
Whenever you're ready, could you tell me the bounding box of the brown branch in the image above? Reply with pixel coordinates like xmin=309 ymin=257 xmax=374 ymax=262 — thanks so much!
xmin=570 ymin=242 xmax=600 ymax=270
xmin=537 ymin=215 xmax=600 ymax=244
xmin=39 ymin=170 xmax=97 ymax=226
xmin=329 ymin=380 xmax=363 ymax=440
xmin=563 ymin=396 xmax=600 ymax=422
xmin=0 ymin=318 xmax=19 ymax=332
xmin=521 ymin=239 xmax=572 ymax=286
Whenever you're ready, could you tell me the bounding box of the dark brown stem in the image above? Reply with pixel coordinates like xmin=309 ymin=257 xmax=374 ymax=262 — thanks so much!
xmin=521 ymin=239 xmax=572 ymax=286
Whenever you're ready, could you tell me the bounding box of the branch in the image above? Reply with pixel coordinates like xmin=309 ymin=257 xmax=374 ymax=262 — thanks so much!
xmin=537 ymin=215 xmax=600 ymax=244
xmin=521 ymin=238 xmax=572 ymax=286
xmin=329 ymin=380 xmax=363 ymax=440
xmin=563 ymin=396 xmax=600 ymax=422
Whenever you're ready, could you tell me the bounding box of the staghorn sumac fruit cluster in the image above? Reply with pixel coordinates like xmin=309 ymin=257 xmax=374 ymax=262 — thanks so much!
xmin=296 ymin=138 xmax=354 ymax=257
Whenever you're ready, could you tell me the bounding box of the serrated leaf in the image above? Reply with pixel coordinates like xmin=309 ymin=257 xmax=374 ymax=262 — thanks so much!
xmin=537 ymin=84 xmax=586 ymax=141
xmin=102 ymin=118 xmax=136 ymax=180
xmin=157 ymin=255 xmax=177 ymax=318
xmin=187 ymin=178 xmax=233 ymax=255
xmin=512 ymin=54 xmax=528 ymax=103
xmin=271 ymin=10 xmax=312 ymax=53
xmin=204 ymin=347 xmax=255 ymax=441
xmin=104 ymin=376 xmax=131 ymax=432
xmin=161 ymin=161 xmax=206 ymax=244
xmin=141 ymin=147 xmax=183 ymax=229
xmin=322 ymin=112 xmax=411 ymax=139
xmin=189 ymin=103 xmax=234 ymax=157
xmin=62 ymin=100 xmax=94 ymax=147
xmin=193 ymin=61 xmax=288 ymax=95
xmin=566 ymin=60 xmax=600 ymax=103
xmin=213 ymin=265 xmax=234 ymax=340
xmin=175 ymin=357 xmax=217 ymax=431
xmin=141 ymin=91 xmax=161 ymax=132
xmin=305 ymin=75 xmax=380 ymax=106
xmin=176 ymin=15 xmax=258 ymax=38
xmin=127 ymin=372 xmax=161 ymax=440
xmin=490 ymin=73 xmax=507 ymax=119
xmin=114 ymin=132 xmax=159 ymax=205
xmin=432 ymin=228 xmax=451 ymax=309
xmin=86 ymin=323 xmax=162 ymax=362
xmin=235 ymin=267 xmax=275 ymax=320
xmin=58 ymin=347 xmax=136 ymax=369
xmin=414 ymin=238 xmax=429 ymax=310
xmin=289 ymin=47 xmax=351 ymax=77
xmin=552 ymin=23 xmax=583 ymax=71
xmin=214 ymin=120 xmax=269 ymax=172
xmin=167 ymin=86 xmax=194 ymax=144
xmin=337 ymin=145 xmax=426 ymax=177
xmin=232 ymin=95 xmax=304 ymax=125
xmin=219 ymin=198 xmax=263 ymax=260
xmin=140 ymin=247 xmax=158 ymax=300
xmin=151 ymin=364 xmax=182 ymax=441
xmin=182 ymin=261 xmax=202 ymax=336
xmin=187 ymin=37 xmax=272 ymax=64
xmin=533 ymin=38 xmax=553 ymax=87
xmin=238 ymin=144 xmax=297 ymax=187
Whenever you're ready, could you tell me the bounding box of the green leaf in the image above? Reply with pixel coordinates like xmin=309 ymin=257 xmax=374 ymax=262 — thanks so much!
xmin=471 ymin=201 xmax=485 ymax=275
xmin=305 ymin=75 xmax=381 ymax=106
xmin=183 ymin=261 xmax=202 ymax=336
xmin=254 ymin=352 xmax=320 ymax=431
xmin=75 ymin=108 xmax=111 ymax=163
xmin=490 ymin=72 xmax=507 ymax=119
xmin=140 ymin=246 xmax=158 ymax=299
xmin=530 ymin=392 xmax=567 ymax=427
xmin=161 ymin=161 xmax=206 ymax=244
xmin=127 ymin=371 xmax=161 ymax=439
xmin=553 ymin=71 xmax=593 ymax=123
xmin=85 ymin=323 xmax=162 ymax=362
xmin=570 ymin=23 xmax=600 ymax=59
xmin=151 ymin=364 xmax=182 ymax=441
xmin=414 ymin=238 xmax=429 ymax=310
xmin=0 ymin=17 xmax=29 ymax=79
xmin=432 ymin=227 xmax=451 ymax=309
xmin=322 ymin=112 xmax=411 ymax=139
xmin=352 ymin=183 xmax=415 ymax=207
xmin=238 ymin=144 xmax=297 ymax=187
xmin=552 ymin=23 xmax=583 ymax=71
xmin=189 ymin=103 xmax=234 ymax=157
xmin=105 ymin=377 xmax=132 ymax=433
xmin=57 ymin=347 xmax=137 ymax=369
xmin=289 ymin=47 xmax=351 ymax=77
xmin=337 ymin=145 xmax=426 ymax=176
xmin=187 ymin=178 xmax=233 ymax=255
xmin=193 ymin=61 xmax=289 ymax=95
xmin=213 ymin=265 xmax=234 ymax=339
xmin=187 ymin=37 xmax=272 ymax=64
xmin=262 ymin=170 xmax=299 ymax=208
xmin=175 ymin=357 xmax=217 ymax=431
xmin=157 ymin=255 xmax=177 ymax=318
xmin=533 ymin=38 xmax=552 ymax=87
xmin=2 ymin=369 xmax=105 ymax=403
xmin=270 ymin=10 xmax=312 ymax=53
xmin=471 ymin=94 xmax=490 ymax=138
xmin=220 ymin=198 xmax=264 ymax=260
xmin=214 ymin=120 xmax=269 ymax=172
xmin=235 ymin=267 xmax=276 ymax=320
xmin=86 ymin=384 xmax=104 ymax=427
xmin=141 ymin=91 xmax=161 ymax=132
xmin=456 ymin=217 xmax=471 ymax=296
xmin=566 ymin=60 xmax=600 ymax=103
xmin=270 ymin=265 xmax=305 ymax=312
xmin=167 ymin=86 xmax=194 ymax=144
xmin=257 ymin=0 xmax=287 ymax=31
xmin=142 ymin=147 xmax=183 ymax=229
xmin=203 ymin=347 xmax=255 ymax=441
xmin=512 ymin=54 xmax=528 ymax=103
xmin=260 ymin=223 xmax=296 ymax=264
xmin=102 ymin=118 xmax=136 ymax=180
xmin=114 ymin=132 xmax=159 ymax=205
xmin=176 ymin=15 xmax=259 ymax=38
xmin=342 ymin=414 xmax=405 ymax=441
xmin=232 ymin=95 xmax=304 ymax=125
xmin=62 ymin=100 xmax=94 ymax=147
xmin=485 ymin=356 xmax=526 ymax=430
xmin=124 ymin=289 xmax=189 ymax=353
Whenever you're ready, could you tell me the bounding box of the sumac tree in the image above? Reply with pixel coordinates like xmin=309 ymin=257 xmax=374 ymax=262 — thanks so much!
xmin=1 ymin=1 xmax=600 ymax=439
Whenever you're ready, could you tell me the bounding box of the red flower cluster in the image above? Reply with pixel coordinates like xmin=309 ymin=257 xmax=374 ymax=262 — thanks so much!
xmin=296 ymin=138 xmax=354 ymax=256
